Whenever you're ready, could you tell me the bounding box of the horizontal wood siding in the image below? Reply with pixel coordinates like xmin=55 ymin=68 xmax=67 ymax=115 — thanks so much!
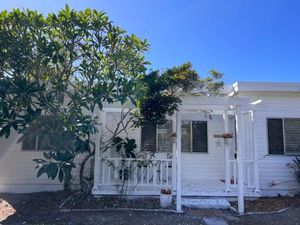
xmin=246 ymin=94 xmax=300 ymax=195
xmin=0 ymin=131 xmax=63 ymax=193
xmin=181 ymin=114 xmax=230 ymax=180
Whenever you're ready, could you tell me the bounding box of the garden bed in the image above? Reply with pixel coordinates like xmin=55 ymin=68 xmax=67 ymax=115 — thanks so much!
xmin=61 ymin=193 xmax=176 ymax=211
xmin=231 ymin=195 xmax=300 ymax=213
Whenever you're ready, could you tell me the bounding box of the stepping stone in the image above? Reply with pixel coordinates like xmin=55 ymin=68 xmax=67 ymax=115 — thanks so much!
xmin=203 ymin=217 xmax=228 ymax=225
xmin=182 ymin=198 xmax=230 ymax=209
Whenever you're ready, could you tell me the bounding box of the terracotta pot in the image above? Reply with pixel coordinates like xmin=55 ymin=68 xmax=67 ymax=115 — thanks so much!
xmin=224 ymin=138 xmax=233 ymax=145
xmin=160 ymin=193 xmax=172 ymax=208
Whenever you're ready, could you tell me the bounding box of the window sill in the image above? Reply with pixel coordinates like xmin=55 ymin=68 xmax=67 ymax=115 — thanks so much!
xmin=266 ymin=154 xmax=300 ymax=157
xmin=182 ymin=152 xmax=209 ymax=154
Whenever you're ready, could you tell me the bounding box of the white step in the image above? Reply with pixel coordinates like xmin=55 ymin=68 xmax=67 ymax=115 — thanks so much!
xmin=182 ymin=198 xmax=230 ymax=209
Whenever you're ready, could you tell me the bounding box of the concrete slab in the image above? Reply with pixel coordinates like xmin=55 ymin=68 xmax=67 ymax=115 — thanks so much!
xmin=182 ymin=198 xmax=230 ymax=209
xmin=203 ymin=217 xmax=228 ymax=225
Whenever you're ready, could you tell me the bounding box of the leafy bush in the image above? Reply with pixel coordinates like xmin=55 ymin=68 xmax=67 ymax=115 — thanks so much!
xmin=293 ymin=157 xmax=300 ymax=184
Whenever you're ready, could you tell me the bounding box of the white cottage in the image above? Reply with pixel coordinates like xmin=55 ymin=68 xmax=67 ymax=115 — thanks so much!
xmin=1 ymin=81 xmax=300 ymax=213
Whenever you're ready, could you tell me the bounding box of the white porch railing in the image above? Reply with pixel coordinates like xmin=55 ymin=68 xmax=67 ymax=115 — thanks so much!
xmin=98 ymin=157 xmax=173 ymax=187
xmin=229 ymin=159 xmax=255 ymax=189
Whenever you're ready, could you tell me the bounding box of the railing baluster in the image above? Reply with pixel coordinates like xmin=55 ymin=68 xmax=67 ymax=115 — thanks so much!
xmin=100 ymin=158 xmax=173 ymax=188
xmin=114 ymin=159 xmax=118 ymax=185
xmin=147 ymin=162 xmax=150 ymax=185
xmin=141 ymin=164 xmax=144 ymax=185
xmin=133 ymin=161 xmax=137 ymax=184
xmin=153 ymin=161 xmax=157 ymax=186
xmin=234 ymin=161 xmax=237 ymax=187
xmin=102 ymin=160 xmax=106 ymax=185
xmin=160 ymin=160 xmax=163 ymax=186
xmin=166 ymin=161 xmax=169 ymax=185
xmin=108 ymin=163 xmax=111 ymax=185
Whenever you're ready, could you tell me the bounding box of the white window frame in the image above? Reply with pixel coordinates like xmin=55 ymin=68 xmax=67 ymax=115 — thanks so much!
xmin=181 ymin=120 xmax=208 ymax=153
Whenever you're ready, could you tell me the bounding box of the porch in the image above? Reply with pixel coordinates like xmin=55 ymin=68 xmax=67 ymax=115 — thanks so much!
xmin=92 ymin=96 xmax=262 ymax=214
xmin=92 ymin=157 xmax=260 ymax=197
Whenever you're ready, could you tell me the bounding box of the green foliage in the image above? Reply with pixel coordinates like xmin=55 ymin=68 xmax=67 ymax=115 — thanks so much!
xmin=33 ymin=151 xmax=76 ymax=182
xmin=0 ymin=5 xmax=224 ymax=191
xmin=20 ymin=110 xmax=95 ymax=189
xmin=0 ymin=5 xmax=148 ymax=189
xmin=134 ymin=63 xmax=224 ymax=126
xmin=293 ymin=156 xmax=300 ymax=185
xmin=0 ymin=4 xmax=149 ymax=136
xmin=112 ymin=136 xmax=137 ymax=158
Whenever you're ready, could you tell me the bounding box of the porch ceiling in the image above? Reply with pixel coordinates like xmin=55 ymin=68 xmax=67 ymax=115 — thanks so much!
xmin=180 ymin=96 xmax=251 ymax=112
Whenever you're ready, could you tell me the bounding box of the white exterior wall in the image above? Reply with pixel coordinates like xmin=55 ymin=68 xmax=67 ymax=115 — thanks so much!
xmin=2 ymin=87 xmax=300 ymax=195
xmin=242 ymin=92 xmax=300 ymax=196
xmin=0 ymin=131 xmax=63 ymax=193
xmin=180 ymin=114 xmax=232 ymax=181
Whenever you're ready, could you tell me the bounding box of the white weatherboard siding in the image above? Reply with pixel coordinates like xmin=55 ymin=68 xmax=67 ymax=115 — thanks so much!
xmin=1 ymin=82 xmax=300 ymax=196
xmin=0 ymin=131 xmax=63 ymax=193
xmin=243 ymin=93 xmax=300 ymax=196
xmin=181 ymin=114 xmax=231 ymax=181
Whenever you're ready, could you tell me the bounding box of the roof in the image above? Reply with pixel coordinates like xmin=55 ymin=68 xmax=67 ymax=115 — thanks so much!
xmin=231 ymin=81 xmax=300 ymax=93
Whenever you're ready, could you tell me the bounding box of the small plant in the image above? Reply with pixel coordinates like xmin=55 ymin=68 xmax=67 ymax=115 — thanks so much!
xmin=293 ymin=157 xmax=300 ymax=184
xmin=287 ymin=157 xmax=300 ymax=193
xmin=170 ymin=132 xmax=177 ymax=138
xmin=222 ymin=133 xmax=234 ymax=138
xmin=161 ymin=188 xmax=172 ymax=195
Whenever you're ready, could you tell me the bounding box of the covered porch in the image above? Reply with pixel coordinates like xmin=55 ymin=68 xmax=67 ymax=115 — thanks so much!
xmin=92 ymin=96 xmax=262 ymax=214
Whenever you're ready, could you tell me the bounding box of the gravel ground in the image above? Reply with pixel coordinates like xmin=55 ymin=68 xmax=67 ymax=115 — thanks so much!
xmin=231 ymin=195 xmax=300 ymax=213
xmin=65 ymin=193 xmax=175 ymax=210
xmin=1 ymin=192 xmax=300 ymax=225
xmin=0 ymin=192 xmax=202 ymax=225
xmin=230 ymin=207 xmax=300 ymax=225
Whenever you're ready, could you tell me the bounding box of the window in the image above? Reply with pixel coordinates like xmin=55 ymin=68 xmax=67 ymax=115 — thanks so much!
xmin=141 ymin=124 xmax=157 ymax=152
xmin=141 ymin=120 xmax=208 ymax=153
xmin=22 ymin=133 xmax=52 ymax=151
xmin=141 ymin=121 xmax=173 ymax=152
xmin=157 ymin=120 xmax=173 ymax=152
xmin=267 ymin=118 xmax=300 ymax=155
xmin=182 ymin=121 xmax=208 ymax=153
xmin=22 ymin=116 xmax=53 ymax=151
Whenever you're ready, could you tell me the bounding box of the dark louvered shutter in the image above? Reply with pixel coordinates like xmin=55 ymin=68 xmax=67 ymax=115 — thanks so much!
xmin=284 ymin=118 xmax=300 ymax=155
xmin=141 ymin=125 xmax=156 ymax=152
xmin=267 ymin=119 xmax=284 ymax=154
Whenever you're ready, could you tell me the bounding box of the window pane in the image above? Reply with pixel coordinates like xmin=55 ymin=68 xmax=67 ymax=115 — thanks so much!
xmin=22 ymin=135 xmax=36 ymax=150
xmin=192 ymin=121 xmax=208 ymax=152
xmin=37 ymin=134 xmax=52 ymax=150
xmin=141 ymin=125 xmax=156 ymax=152
xmin=267 ymin=119 xmax=284 ymax=154
xmin=181 ymin=121 xmax=191 ymax=152
xmin=157 ymin=120 xmax=172 ymax=152
xmin=284 ymin=118 xmax=300 ymax=155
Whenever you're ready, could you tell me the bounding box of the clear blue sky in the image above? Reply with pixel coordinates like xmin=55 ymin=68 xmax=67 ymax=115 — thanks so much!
xmin=1 ymin=0 xmax=300 ymax=84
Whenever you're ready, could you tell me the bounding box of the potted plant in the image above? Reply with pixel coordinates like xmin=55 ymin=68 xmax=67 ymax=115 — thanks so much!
xmin=170 ymin=132 xmax=177 ymax=142
xmin=222 ymin=132 xmax=233 ymax=145
xmin=160 ymin=188 xmax=172 ymax=208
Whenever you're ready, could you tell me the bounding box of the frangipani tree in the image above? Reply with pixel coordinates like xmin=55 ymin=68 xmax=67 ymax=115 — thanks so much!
xmin=0 ymin=5 xmax=224 ymax=192
xmin=0 ymin=5 xmax=148 ymax=190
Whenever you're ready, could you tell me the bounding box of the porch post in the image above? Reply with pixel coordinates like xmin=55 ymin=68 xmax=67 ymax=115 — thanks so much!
xmin=223 ymin=110 xmax=231 ymax=192
xmin=235 ymin=107 xmax=244 ymax=214
xmin=92 ymin=109 xmax=102 ymax=194
xmin=172 ymin=115 xmax=177 ymax=192
xmin=251 ymin=110 xmax=261 ymax=193
xmin=176 ymin=110 xmax=182 ymax=212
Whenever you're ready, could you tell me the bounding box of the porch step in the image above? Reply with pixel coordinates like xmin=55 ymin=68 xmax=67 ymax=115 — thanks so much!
xmin=182 ymin=198 xmax=230 ymax=209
